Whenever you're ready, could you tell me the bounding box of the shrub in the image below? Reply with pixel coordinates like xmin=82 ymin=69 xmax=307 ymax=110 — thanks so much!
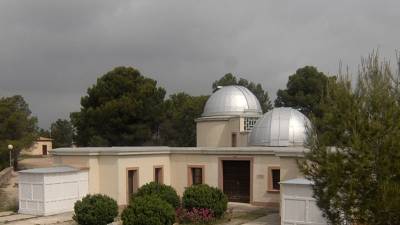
xmin=133 ymin=182 xmax=180 ymax=208
xmin=182 ymin=184 xmax=228 ymax=218
xmin=121 ymin=195 xmax=175 ymax=225
xmin=73 ymin=194 xmax=118 ymax=225
xmin=176 ymin=207 xmax=215 ymax=224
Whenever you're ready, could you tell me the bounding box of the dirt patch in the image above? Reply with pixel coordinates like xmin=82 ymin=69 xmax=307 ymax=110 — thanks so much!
xmin=0 ymin=171 xmax=18 ymax=212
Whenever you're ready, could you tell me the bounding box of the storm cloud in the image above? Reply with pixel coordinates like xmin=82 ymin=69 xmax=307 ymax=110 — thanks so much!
xmin=0 ymin=0 xmax=399 ymax=128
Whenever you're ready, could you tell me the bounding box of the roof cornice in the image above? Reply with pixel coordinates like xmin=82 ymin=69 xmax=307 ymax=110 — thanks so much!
xmin=50 ymin=146 xmax=308 ymax=157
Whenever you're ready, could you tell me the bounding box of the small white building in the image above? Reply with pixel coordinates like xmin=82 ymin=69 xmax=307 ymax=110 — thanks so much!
xmin=280 ymin=178 xmax=326 ymax=225
xmin=18 ymin=166 xmax=88 ymax=216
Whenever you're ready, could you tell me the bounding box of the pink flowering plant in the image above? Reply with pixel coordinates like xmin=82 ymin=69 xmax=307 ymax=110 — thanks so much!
xmin=176 ymin=207 xmax=215 ymax=224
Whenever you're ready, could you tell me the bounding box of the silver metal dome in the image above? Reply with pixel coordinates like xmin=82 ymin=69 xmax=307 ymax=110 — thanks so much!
xmin=202 ymin=85 xmax=262 ymax=117
xmin=249 ymin=107 xmax=311 ymax=146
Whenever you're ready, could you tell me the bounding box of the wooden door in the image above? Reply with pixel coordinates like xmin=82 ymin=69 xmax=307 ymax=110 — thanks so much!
xmin=42 ymin=145 xmax=47 ymax=155
xmin=222 ymin=160 xmax=250 ymax=203
xmin=127 ymin=169 xmax=138 ymax=202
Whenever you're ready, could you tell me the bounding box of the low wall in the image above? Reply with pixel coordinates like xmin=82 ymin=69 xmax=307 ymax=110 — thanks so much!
xmin=0 ymin=167 xmax=13 ymax=187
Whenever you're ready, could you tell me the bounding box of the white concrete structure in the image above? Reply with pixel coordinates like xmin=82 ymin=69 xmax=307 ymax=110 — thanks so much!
xmin=280 ymin=178 xmax=326 ymax=225
xmin=18 ymin=166 xmax=88 ymax=216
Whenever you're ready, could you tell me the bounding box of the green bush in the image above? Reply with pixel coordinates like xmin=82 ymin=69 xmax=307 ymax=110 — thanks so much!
xmin=182 ymin=184 xmax=228 ymax=218
xmin=121 ymin=195 xmax=175 ymax=225
xmin=73 ymin=194 xmax=118 ymax=225
xmin=133 ymin=182 xmax=180 ymax=208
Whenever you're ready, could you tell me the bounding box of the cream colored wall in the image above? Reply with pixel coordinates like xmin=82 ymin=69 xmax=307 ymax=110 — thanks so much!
xmin=196 ymin=120 xmax=231 ymax=147
xmin=53 ymin=152 xmax=304 ymax=206
xmin=116 ymin=154 xmax=171 ymax=205
xmin=23 ymin=141 xmax=52 ymax=156
xmin=196 ymin=117 xmax=252 ymax=147
xmin=170 ymin=154 xmax=219 ymax=196
xmin=279 ymin=157 xmax=304 ymax=181
xmin=52 ymin=155 xmax=89 ymax=168
xmin=252 ymin=155 xmax=281 ymax=204
xmin=170 ymin=153 xmax=282 ymax=205
xmin=228 ymin=118 xmax=248 ymax=147
xmin=52 ymin=155 xmax=100 ymax=194
xmin=98 ymin=156 xmax=119 ymax=200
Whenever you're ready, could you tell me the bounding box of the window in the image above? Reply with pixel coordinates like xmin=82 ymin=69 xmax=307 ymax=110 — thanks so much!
xmin=231 ymin=133 xmax=237 ymax=147
xmin=154 ymin=166 xmax=163 ymax=184
xmin=268 ymin=167 xmax=280 ymax=192
xmin=188 ymin=166 xmax=204 ymax=186
xmin=127 ymin=168 xmax=139 ymax=201
xmin=244 ymin=117 xmax=259 ymax=131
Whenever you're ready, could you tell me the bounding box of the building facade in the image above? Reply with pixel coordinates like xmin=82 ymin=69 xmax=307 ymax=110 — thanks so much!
xmin=51 ymin=85 xmax=310 ymax=207
xmin=23 ymin=137 xmax=53 ymax=156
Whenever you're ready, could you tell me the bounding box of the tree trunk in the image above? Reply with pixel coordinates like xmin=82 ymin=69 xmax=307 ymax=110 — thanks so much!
xmin=12 ymin=150 xmax=19 ymax=170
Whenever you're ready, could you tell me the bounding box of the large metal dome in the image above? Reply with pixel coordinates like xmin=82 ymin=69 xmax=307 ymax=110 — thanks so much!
xmin=202 ymin=85 xmax=262 ymax=117
xmin=249 ymin=107 xmax=311 ymax=146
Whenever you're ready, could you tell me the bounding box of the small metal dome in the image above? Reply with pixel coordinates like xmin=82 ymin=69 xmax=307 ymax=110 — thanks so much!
xmin=249 ymin=107 xmax=311 ymax=146
xmin=202 ymin=85 xmax=262 ymax=117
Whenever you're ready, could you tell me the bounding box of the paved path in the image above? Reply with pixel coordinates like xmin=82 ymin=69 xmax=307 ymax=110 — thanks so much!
xmin=242 ymin=213 xmax=280 ymax=225
xmin=0 ymin=212 xmax=74 ymax=225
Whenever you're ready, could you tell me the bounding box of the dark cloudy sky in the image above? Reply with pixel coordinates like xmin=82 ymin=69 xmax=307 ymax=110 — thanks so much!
xmin=0 ymin=0 xmax=399 ymax=129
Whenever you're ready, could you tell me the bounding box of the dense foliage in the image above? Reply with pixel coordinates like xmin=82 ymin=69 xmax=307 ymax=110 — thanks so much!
xmin=212 ymin=73 xmax=273 ymax=112
xmin=71 ymin=67 xmax=166 ymax=146
xmin=50 ymin=119 xmax=73 ymax=148
xmin=275 ymin=66 xmax=331 ymax=118
xmin=301 ymin=53 xmax=400 ymax=225
xmin=133 ymin=182 xmax=180 ymax=208
xmin=121 ymin=195 xmax=175 ymax=225
xmin=160 ymin=93 xmax=208 ymax=147
xmin=38 ymin=128 xmax=51 ymax=138
xmin=0 ymin=95 xmax=37 ymax=170
xmin=73 ymin=194 xmax=118 ymax=225
xmin=182 ymin=184 xmax=228 ymax=218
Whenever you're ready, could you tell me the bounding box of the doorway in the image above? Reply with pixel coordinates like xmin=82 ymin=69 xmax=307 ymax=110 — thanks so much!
xmin=126 ymin=168 xmax=139 ymax=203
xmin=42 ymin=145 xmax=47 ymax=155
xmin=222 ymin=160 xmax=251 ymax=203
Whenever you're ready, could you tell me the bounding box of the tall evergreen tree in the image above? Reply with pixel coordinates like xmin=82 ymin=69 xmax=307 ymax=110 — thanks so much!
xmin=50 ymin=119 xmax=73 ymax=148
xmin=160 ymin=93 xmax=208 ymax=147
xmin=301 ymin=52 xmax=400 ymax=225
xmin=71 ymin=67 xmax=166 ymax=146
xmin=0 ymin=95 xmax=37 ymax=170
xmin=38 ymin=128 xmax=50 ymax=138
xmin=275 ymin=66 xmax=330 ymax=117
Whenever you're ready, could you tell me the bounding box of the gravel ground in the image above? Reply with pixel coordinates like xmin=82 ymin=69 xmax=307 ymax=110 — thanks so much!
xmin=0 ymin=171 xmax=18 ymax=212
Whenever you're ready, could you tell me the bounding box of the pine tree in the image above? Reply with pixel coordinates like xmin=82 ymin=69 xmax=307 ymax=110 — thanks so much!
xmin=301 ymin=52 xmax=400 ymax=225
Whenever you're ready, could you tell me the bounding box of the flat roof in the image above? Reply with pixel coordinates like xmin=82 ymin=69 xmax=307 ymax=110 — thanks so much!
xmin=50 ymin=146 xmax=307 ymax=157
xmin=19 ymin=166 xmax=79 ymax=174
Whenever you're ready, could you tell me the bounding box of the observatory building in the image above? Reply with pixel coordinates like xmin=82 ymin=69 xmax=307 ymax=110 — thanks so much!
xmin=50 ymin=85 xmax=310 ymax=207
